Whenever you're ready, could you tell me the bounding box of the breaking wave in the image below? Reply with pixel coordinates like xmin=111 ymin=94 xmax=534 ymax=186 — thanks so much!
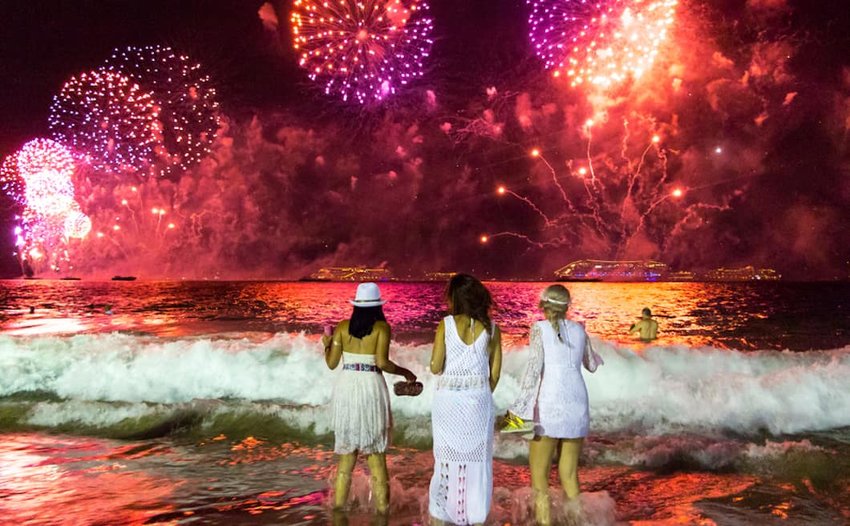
xmin=1 ymin=332 xmax=849 ymax=444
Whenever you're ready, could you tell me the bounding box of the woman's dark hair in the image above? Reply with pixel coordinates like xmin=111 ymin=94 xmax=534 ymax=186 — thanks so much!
xmin=349 ymin=305 xmax=387 ymax=339
xmin=446 ymin=273 xmax=492 ymax=332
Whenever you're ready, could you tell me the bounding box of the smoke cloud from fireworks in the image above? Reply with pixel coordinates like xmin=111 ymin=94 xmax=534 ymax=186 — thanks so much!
xmin=1 ymin=0 xmax=848 ymax=279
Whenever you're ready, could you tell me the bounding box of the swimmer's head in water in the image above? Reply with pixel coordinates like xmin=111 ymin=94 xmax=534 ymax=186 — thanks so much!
xmin=539 ymin=284 xmax=571 ymax=318
xmin=642 ymin=307 xmax=652 ymax=318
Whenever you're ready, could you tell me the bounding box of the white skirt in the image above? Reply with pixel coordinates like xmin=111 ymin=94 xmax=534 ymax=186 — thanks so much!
xmin=332 ymin=368 xmax=391 ymax=455
xmin=429 ymin=383 xmax=494 ymax=524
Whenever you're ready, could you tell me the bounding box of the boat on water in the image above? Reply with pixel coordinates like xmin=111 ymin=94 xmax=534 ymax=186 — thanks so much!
xmin=111 ymin=276 xmax=137 ymax=281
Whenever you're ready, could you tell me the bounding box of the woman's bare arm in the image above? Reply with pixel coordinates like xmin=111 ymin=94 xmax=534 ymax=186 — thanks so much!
xmin=324 ymin=323 xmax=343 ymax=369
xmin=429 ymin=319 xmax=447 ymax=374
xmin=374 ymin=323 xmax=416 ymax=380
xmin=488 ymin=325 xmax=502 ymax=391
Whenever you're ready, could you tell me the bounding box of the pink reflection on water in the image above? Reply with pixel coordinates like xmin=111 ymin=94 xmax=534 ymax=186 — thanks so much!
xmin=0 ymin=434 xmax=177 ymax=524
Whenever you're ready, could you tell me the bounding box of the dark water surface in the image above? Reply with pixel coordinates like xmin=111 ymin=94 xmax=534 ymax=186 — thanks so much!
xmin=1 ymin=280 xmax=849 ymax=524
xmin=2 ymin=280 xmax=849 ymax=349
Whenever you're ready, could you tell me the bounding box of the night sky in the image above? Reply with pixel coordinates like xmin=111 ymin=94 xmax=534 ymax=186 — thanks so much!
xmin=1 ymin=0 xmax=848 ymax=280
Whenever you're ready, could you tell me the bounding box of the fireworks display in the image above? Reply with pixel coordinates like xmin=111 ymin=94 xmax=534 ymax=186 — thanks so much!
xmin=49 ymin=68 xmax=161 ymax=174
xmin=103 ymin=46 xmax=221 ymax=177
xmin=485 ymin=116 xmax=708 ymax=258
xmin=527 ymin=0 xmax=678 ymax=88
xmin=0 ymin=154 xmax=27 ymax=207
xmin=1 ymin=1 xmax=846 ymax=280
xmin=0 ymin=139 xmax=92 ymax=273
xmin=290 ymin=0 xmax=434 ymax=104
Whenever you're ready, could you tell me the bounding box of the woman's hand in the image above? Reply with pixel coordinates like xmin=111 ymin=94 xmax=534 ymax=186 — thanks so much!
xmin=401 ymin=368 xmax=417 ymax=383
xmin=321 ymin=335 xmax=332 ymax=349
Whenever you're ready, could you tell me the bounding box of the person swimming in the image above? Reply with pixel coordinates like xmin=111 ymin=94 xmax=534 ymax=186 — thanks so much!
xmin=629 ymin=307 xmax=658 ymax=342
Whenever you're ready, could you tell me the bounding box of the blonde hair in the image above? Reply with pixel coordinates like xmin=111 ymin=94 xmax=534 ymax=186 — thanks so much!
xmin=539 ymin=284 xmax=571 ymax=319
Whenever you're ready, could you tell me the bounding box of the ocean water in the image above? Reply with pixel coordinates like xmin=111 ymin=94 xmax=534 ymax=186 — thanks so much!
xmin=1 ymin=280 xmax=849 ymax=524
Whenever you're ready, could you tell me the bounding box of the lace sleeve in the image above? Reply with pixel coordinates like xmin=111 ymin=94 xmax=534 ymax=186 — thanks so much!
xmin=582 ymin=328 xmax=604 ymax=373
xmin=509 ymin=323 xmax=544 ymax=420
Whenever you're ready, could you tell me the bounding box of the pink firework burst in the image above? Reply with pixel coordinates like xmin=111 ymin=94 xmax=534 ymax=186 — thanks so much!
xmin=1 ymin=138 xmax=75 ymax=207
xmin=527 ymin=0 xmax=678 ymax=88
xmin=290 ymin=0 xmax=434 ymax=104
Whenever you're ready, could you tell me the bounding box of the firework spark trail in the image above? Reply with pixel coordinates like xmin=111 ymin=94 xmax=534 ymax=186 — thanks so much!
xmin=662 ymin=201 xmax=734 ymax=253
xmin=489 ymin=231 xmax=562 ymax=248
xmin=534 ymin=151 xmax=608 ymax=241
xmin=290 ymin=0 xmax=434 ymax=104
xmin=577 ymin=127 xmax=611 ymax=237
xmin=620 ymin=135 xmax=662 ymax=242
xmin=620 ymin=118 xmax=632 ymax=164
xmin=504 ymin=188 xmax=557 ymax=226
xmin=535 ymin=152 xmax=577 ymax=212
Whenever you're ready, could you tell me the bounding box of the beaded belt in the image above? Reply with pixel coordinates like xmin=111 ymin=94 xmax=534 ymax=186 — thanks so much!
xmin=343 ymin=363 xmax=379 ymax=372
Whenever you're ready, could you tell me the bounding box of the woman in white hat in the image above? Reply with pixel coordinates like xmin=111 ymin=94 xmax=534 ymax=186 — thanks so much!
xmin=503 ymin=284 xmax=603 ymax=525
xmin=321 ymin=282 xmax=416 ymax=516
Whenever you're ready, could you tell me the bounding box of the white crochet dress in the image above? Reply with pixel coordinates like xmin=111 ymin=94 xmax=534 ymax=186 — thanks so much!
xmin=510 ymin=320 xmax=595 ymax=439
xmin=429 ymin=316 xmax=495 ymax=525
xmin=332 ymin=352 xmax=391 ymax=455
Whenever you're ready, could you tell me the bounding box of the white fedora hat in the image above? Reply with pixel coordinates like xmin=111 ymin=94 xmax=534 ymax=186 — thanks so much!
xmin=349 ymin=282 xmax=387 ymax=307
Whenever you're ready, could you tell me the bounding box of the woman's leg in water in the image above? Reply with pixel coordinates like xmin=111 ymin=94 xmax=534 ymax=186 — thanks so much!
xmin=558 ymin=438 xmax=583 ymax=499
xmin=334 ymin=452 xmax=358 ymax=510
xmin=529 ymin=435 xmax=558 ymax=525
xmin=366 ymin=453 xmax=389 ymax=514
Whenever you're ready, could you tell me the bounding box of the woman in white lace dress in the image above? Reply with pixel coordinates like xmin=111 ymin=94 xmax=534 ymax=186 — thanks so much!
xmin=507 ymin=285 xmax=602 ymax=525
xmin=428 ymin=274 xmax=503 ymax=525
xmin=322 ymin=282 xmax=417 ymax=515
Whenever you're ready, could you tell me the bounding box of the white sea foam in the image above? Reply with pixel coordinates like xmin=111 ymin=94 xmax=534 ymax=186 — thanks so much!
xmin=2 ymin=333 xmax=850 ymax=436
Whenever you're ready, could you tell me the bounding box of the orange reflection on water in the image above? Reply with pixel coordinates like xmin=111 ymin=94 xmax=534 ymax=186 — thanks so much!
xmin=0 ymin=434 xmax=177 ymax=525
xmin=612 ymin=470 xmax=758 ymax=525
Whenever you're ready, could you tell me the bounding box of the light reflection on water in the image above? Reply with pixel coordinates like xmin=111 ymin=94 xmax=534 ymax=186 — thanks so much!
xmin=1 ymin=280 xmax=849 ymax=350
xmin=2 ymin=280 xmax=850 ymax=523
xmin=1 ymin=433 xmax=846 ymax=525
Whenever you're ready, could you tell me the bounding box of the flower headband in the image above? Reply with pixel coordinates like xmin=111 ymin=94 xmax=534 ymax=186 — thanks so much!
xmin=541 ymin=293 xmax=570 ymax=305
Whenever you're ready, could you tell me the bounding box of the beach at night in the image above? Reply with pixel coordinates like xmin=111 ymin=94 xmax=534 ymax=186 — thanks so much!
xmin=2 ymin=0 xmax=849 ymax=524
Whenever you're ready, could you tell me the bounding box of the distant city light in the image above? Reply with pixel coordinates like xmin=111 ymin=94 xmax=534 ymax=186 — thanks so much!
xmin=530 ymin=148 xmax=541 ymax=158
xmin=672 ymin=188 xmax=684 ymax=198
xmin=578 ymin=167 xmax=588 ymax=176
xmin=652 ymin=135 xmax=661 ymax=143
xmin=480 ymin=234 xmax=489 ymax=243
xmin=497 ymin=185 xmax=506 ymax=195
xmin=715 ymin=146 xmax=723 ymax=154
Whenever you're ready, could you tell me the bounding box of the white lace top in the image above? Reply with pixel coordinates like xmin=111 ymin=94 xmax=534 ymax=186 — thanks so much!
xmin=509 ymin=319 xmax=599 ymax=438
